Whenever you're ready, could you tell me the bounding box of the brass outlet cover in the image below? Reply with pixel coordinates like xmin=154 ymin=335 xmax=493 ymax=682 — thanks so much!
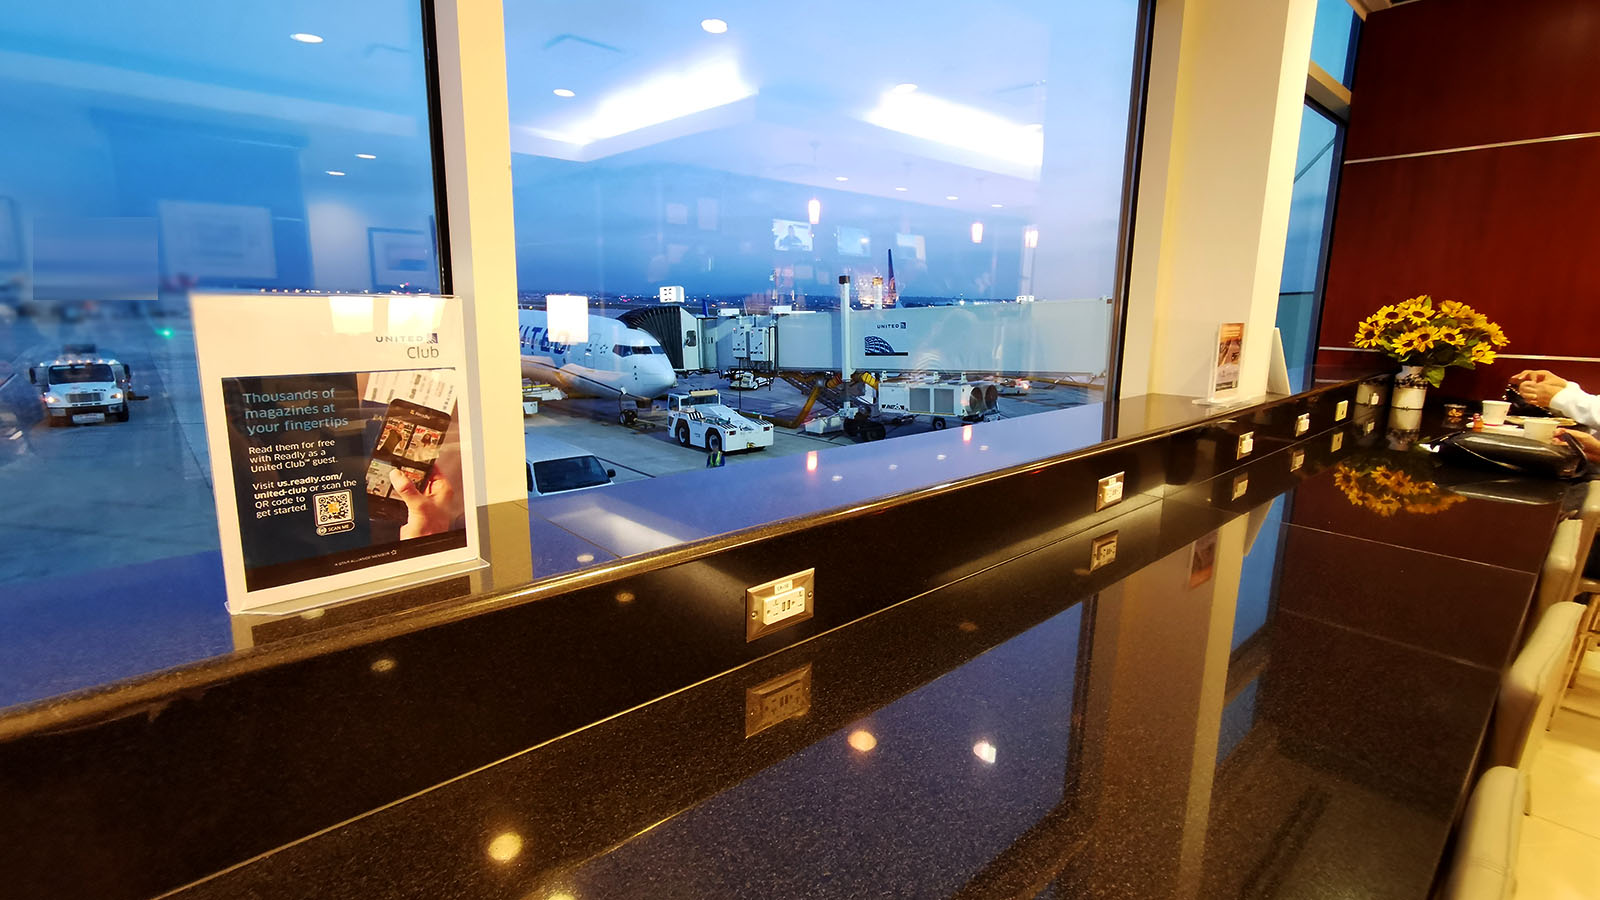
xmin=1090 ymin=531 xmax=1119 ymax=572
xmin=1295 ymin=413 xmax=1310 ymax=436
xmin=746 ymin=568 xmax=816 ymax=641
xmin=745 ymin=664 xmax=813 ymax=737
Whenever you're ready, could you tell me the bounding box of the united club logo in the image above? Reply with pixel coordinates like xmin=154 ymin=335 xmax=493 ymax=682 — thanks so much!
xmin=864 ymin=336 xmax=907 ymax=357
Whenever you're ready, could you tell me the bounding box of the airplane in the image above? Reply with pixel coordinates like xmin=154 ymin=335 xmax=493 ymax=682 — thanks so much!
xmin=518 ymin=307 xmax=677 ymax=423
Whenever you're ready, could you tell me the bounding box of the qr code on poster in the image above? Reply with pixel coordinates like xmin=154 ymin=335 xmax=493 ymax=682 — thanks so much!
xmin=314 ymin=489 xmax=356 ymax=535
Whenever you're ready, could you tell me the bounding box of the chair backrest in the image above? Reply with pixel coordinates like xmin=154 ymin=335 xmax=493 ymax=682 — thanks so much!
xmin=1440 ymin=766 xmax=1526 ymax=900
xmin=1494 ymin=600 xmax=1585 ymax=769
xmin=1536 ymin=519 xmax=1583 ymax=615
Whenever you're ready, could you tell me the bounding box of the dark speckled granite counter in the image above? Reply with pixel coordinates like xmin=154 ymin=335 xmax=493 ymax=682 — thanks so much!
xmin=148 ymin=434 xmax=1567 ymax=900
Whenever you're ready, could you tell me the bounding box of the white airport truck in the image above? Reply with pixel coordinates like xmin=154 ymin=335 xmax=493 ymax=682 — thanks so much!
xmin=667 ymin=389 xmax=774 ymax=453
xmin=28 ymin=348 xmax=133 ymax=426
xmin=873 ymin=377 xmax=1001 ymax=431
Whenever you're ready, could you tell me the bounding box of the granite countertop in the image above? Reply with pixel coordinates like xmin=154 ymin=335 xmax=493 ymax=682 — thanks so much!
xmin=157 ymin=437 xmax=1561 ymax=900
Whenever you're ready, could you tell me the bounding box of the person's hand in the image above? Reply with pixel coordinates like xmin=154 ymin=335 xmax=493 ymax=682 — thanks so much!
xmin=1517 ymin=373 xmax=1569 ymax=408
xmin=389 ymin=468 xmax=457 ymax=539
xmin=1558 ymin=429 xmax=1600 ymax=464
xmin=1510 ymin=369 xmax=1562 ymax=385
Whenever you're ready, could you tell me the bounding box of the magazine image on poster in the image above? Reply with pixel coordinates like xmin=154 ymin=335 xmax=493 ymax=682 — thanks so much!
xmin=221 ymin=367 xmax=467 ymax=592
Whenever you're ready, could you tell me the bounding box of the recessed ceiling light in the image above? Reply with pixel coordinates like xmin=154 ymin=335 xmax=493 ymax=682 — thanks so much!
xmin=355 ymin=153 xmax=376 ymax=160
xmin=892 ymin=82 xmax=918 ymax=94
xmin=894 ymin=186 xmax=908 ymax=192
xmin=945 ymin=195 xmax=959 ymax=201
xmin=289 ymin=33 xmax=324 ymax=44
xmin=701 ymin=18 xmax=728 ymax=34
xmin=991 ymin=203 xmax=1004 ymax=208
xmin=834 ymin=175 xmax=849 ymax=182
xmin=553 ymin=88 xmax=575 ymax=98
xmin=325 ymin=170 xmax=346 ymax=176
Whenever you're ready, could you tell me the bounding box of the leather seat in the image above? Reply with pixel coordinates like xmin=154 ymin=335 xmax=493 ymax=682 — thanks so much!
xmin=1440 ymin=767 xmax=1527 ymax=900
xmin=1494 ymin=601 xmax=1585 ymax=769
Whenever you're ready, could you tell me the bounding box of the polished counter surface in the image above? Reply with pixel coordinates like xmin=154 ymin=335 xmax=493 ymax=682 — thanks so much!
xmin=147 ymin=431 xmax=1566 ymax=900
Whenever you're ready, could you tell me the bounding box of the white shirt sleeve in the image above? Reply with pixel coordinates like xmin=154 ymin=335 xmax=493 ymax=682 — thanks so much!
xmin=1550 ymin=381 xmax=1600 ymax=428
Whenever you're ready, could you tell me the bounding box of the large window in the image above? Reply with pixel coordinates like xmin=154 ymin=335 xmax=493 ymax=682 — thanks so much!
xmin=0 ymin=1 xmax=444 ymax=695
xmin=1274 ymin=0 xmax=1358 ymax=392
xmin=504 ymin=1 xmax=1145 ymax=549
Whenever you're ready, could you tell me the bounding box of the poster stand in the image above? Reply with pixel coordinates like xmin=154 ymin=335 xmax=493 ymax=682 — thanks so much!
xmin=192 ymin=293 xmax=484 ymax=613
xmin=1193 ymin=322 xmax=1246 ymax=406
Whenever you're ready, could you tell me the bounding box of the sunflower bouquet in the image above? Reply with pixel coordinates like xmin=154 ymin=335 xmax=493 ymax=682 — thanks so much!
xmin=1352 ymin=295 xmax=1507 ymax=387
xmin=1331 ymin=450 xmax=1466 ymax=517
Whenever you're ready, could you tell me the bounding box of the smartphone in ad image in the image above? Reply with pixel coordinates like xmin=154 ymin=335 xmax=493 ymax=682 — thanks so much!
xmin=364 ymin=398 xmax=451 ymax=521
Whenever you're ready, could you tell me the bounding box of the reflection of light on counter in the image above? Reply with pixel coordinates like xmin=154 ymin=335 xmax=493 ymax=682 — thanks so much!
xmin=973 ymin=740 xmax=997 ymax=764
xmin=370 ymin=656 xmax=397 ymax=674
xmin=806 ymin=451 xmax=818 ymax=472
xmin=576 ymin=553 xmax=595 ymax=564
xmin=831 ymin=474 xmax=843 ymax=482
xmin=616 ymin=591 xmax=635 ymax=604
xmin=807 ymin=198 xmax=821 ymax=225
xmin=937 ymin=454 xmax=947 ymax=461
xmin=487 ymin=832 xmax=523 ymax=863
xmin=962 ymin=425 xmax=972 ymax=442
xmin=979 ymin=445 xmax=989 ymax=451
xmin=958 ymin=621 xmax=978 ymax=633
xmin=700 ymin=17 xmax=728 ymax=33
xmin=548 ymin=893 xmax=577 ymax=900
xmin=848 ymin=729 xmax=878 ymax=752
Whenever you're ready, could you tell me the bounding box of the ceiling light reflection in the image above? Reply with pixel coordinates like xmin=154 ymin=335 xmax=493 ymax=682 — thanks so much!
xmin=807 ymin=198 xmax=821 ymax=225
xmin=848 ymin=729 xmax=878 ymax=752
xmin=355 ymin=153 xmax=377 ymax=160
xmin=487 ymin=832 xmax=523 ymax=863
xmin=894 ymin=186 xmax=908 ymax=192
xmin=547 ymin=59 xmax=753 ymax=146
xmin=973 ymin=740 xmax=998 ymax=764
xmin=1024 ymin=227 xmax=1040 ymax=249
xmin=325 ymin=170 xmax=346 ymax=177
xmin=970 ymin=222 xmax=984 ymax=244
xmin=892 ymin=83 xmax=919 ymax=94
xmin=289 ymin=33 xmax=324 ymax=44
xmin=866 ymin=91 xmax=1045 ymax=171
xmin=553 ymin=88 xmax=576 ymax=98
xmin=834 ymin=175 xmax=849 ymax=182
xmin=806 ymin=451 xmax=818 ymax=472
xmin=700 ymin=18 xmax=729 ymax=33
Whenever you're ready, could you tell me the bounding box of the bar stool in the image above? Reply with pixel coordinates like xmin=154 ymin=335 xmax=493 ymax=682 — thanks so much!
xmin=1536 ymin=519 xmax=1583 ymax=615
xmin=1439 ymin=766 xmax=1527 ymax=900
xmin=1494 ymin=601 xmax=1586 ymax=770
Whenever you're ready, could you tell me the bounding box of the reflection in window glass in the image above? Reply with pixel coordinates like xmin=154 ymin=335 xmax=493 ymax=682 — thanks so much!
xmin=0 ymin=0 xmax=442 ymax=603
xmin=1311 ymin=0 xmax=1359 ymax=84
xmin=1275 ymin=104 xmax=1340 ymax=393
xmin=505 ymin=1 xmax=1141 ymax=504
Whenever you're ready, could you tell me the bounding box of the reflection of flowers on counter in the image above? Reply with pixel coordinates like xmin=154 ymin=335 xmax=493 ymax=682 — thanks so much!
xmin=1332 ymin=451 xmax=1466 ymax=517
xmin=1352 ymin=295 xmax=1508 ymax=387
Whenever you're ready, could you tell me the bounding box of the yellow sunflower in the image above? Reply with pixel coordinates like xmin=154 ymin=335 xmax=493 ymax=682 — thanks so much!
xmin=1371 ymin=496 xmax=1402 ymax=517
xmin=1394 ymin=329 xmax=1433 ymax=355
xmin=1439 ymin=300 xmax=1472 ymax=319
xmin=1334 ymin=468 xmax=1358 ymax=493
xmin=1484 ymin=322 xmax=1508 ymax=347
xmin=1402 ymin=304 xmax=1432 ymax=325
xmin=1435 ymin=326 xmax=1465 ymax=346
xmin=1354 ymin=319 xmax=1382 ymax=348
xmin=1376 ymin=305 xmax=1404 ymax=325
xmin=1471 ymin=343 xmax=1498 ymax=365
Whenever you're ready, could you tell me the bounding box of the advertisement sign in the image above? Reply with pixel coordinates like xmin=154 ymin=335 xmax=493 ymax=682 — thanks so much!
xmin=1210 ymin=322 xmax=1245 ymax=402
xmin=192 ymin=293 xmax=481 ymax=612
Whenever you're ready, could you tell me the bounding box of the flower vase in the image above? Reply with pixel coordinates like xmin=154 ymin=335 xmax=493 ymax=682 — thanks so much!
xmin=1392 ymin=365 xmax=1428 ymax=410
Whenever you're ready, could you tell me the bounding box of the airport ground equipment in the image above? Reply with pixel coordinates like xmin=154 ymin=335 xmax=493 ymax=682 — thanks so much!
xmin=27 ymin=347 xmax=134 ymax=426
xmin=666 ymin=389 xmax=774 ymax=453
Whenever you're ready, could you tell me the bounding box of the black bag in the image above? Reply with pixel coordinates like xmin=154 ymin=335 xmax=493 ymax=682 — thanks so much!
xmin=1434 ymin=430 xmax=1588 ymax=480
xmin=1504 ymin=385 xmax=1555 ymax=418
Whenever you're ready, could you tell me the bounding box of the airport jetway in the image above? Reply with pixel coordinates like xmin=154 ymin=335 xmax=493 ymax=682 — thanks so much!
xmin=623 ymin=299 xmax=1110 ymax=380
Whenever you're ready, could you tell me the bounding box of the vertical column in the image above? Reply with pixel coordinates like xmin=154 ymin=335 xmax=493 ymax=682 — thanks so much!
xmin=432 ymin=0 xmax=523 ymax=505
xmin=1121 ymin=0 xmax=1317 ymax=399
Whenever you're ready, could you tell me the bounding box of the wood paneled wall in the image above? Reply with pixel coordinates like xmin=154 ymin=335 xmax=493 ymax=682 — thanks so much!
xmin=1317 ymin=0 xmax=1600 ymax=399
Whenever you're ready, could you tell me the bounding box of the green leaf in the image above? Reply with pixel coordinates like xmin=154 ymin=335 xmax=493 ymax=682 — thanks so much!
xmin=1426 ymin=367 xmax=1445 ymax=388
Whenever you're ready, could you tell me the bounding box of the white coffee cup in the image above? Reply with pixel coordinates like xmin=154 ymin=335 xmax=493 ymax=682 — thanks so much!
xmin=1481 ymin=400 xmax=1511 ymax=426
xmin=1521 ymin=418 xmax=1559 ymax=442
